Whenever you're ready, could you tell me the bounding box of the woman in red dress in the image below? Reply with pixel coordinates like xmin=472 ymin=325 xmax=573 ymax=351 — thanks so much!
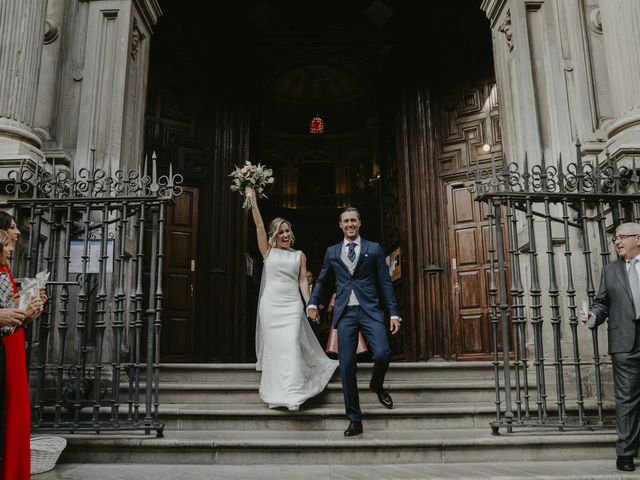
xmin=0 ymin=222 xmax=43 ymax=479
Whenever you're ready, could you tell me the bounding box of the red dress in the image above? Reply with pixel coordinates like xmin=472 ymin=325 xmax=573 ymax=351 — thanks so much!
xmin=0 ymin=266 xmax=30 ymax=480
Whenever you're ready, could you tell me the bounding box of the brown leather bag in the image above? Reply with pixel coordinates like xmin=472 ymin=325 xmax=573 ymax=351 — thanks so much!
xmin=326 ymin=328 xmax=368 ymax=355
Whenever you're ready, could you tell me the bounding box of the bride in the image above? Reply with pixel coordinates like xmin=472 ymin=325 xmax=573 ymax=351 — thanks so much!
xmin=247 ymin=188 xmax=338 ymax=410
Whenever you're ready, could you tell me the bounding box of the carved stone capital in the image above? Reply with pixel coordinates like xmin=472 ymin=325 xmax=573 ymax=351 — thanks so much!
xmin=498 ymin=10 xmax=513 ymax=52
xmin=130 ymin=19 xmax=143 ymax=60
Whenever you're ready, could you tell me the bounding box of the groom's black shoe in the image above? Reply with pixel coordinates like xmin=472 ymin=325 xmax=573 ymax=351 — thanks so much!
xmin=617 ymin=456 xmax=635 ymax=471
xmin=344 ymin=421 xmax=363 ymax=437
xmin=373 ymin=388 xmax=393 ymax=409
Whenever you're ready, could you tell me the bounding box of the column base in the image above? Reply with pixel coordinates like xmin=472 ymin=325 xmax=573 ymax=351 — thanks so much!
xmin=605 ymin=112 xmax=640 ymax=157
xmin=0 ymin=118 xmax=45 ymax=174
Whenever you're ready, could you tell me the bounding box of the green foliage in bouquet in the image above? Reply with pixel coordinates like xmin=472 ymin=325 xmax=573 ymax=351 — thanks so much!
xmin=229 ymin=161 xmax=275 ymax=209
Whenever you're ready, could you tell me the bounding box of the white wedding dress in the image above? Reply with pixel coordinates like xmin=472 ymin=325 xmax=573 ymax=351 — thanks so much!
xmin=255 ymin=247 xmax=338 ymax=410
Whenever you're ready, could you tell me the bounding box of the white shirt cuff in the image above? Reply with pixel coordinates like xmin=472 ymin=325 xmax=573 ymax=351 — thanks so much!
xmin=307 ymin=305 xmax=317 ymax=312
xmin=391 ymin=316 xmax=401 ymax=321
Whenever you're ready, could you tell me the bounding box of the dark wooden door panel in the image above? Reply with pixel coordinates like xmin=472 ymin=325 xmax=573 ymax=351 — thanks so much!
xmin=458 ymin=270 xmax=482 ymax=308
xmin=461 ymin=312 xmax=484 ymax=354
xmin=161 ymin=187 xmax=199 ymax=362
xmin=447 ymin=182 xmax=509 ymax=360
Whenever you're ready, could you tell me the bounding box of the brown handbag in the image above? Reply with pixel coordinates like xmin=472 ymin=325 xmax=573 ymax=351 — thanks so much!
xmin=326 ymin=328 xmax=368 ymax=355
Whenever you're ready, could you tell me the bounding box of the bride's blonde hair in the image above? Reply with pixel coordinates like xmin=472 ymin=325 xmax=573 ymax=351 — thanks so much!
xmin=268 ymin=218 xmax=295 ymax=247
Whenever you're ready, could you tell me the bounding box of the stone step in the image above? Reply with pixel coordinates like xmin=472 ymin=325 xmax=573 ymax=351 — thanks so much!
xmin=158 ymin=402 xmax=499 ymax=431
xmin=154 ymin=402 xmax=614 ymax=432
xmin=126 ymin=379 xmax=525 ymax=405
xmin=55 ymin=427 xmax=618 ymax=465
xmin=151 ymin=362 xmax=503 ymax=383
xmin=36 ymin=401 xmax=614 ymax=433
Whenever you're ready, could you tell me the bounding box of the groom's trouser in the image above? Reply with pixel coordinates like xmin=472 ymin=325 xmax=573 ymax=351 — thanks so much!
xmin=337 ymin=306 xmax=390 ymax=422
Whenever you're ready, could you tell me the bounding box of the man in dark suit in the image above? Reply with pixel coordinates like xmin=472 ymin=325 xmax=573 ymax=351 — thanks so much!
xmin=308 ymin=207 xmax=401 ymax=437
xmin=580 ymin=222 xmax=640 ymax=472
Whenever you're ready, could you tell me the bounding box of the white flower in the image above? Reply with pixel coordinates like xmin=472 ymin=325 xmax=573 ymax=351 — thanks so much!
xmin=229 ymin=160 xmax=275 ymax=209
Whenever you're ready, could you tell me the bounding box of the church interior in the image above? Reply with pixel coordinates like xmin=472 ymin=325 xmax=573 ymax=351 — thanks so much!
xmin=145 ymin=0 xmax=499 ymax=363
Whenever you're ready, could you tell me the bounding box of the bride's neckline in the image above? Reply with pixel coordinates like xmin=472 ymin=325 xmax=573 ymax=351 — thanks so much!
xmin=273 ymin=247 xmax=297 ymax=253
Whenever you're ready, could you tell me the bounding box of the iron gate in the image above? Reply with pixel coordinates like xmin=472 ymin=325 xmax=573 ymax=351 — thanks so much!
xmin=2 ymin=153 xmax=182 ymax=435
xmin=473 ymin=143 xmax=640 ymax=433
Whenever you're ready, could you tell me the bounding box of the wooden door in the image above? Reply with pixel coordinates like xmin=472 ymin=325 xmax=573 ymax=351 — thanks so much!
xmin=161 ymin=186 xmax=199 ymax=362
xmin=446 ymin=182 xmax=507 ymax=360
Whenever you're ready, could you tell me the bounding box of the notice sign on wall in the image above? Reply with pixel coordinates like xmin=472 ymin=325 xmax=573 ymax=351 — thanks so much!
xmin=69 ymin=240 xmax=115 ymax=274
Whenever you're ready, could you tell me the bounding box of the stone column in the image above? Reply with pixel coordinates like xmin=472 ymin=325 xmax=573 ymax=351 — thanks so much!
xmin=0 ymin=0 xmax=47 ymax=164
xmin=599 ymin=0 xmax=640 ymax=153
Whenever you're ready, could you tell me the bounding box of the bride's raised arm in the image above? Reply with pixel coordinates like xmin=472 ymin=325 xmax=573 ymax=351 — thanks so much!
xmin=246 ymin=188 xmax=270 ymax=258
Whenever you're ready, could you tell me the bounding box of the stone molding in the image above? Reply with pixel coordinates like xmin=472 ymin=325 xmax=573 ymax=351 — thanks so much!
xmin=133 ymin=0 xmax=162 ymax=32
xmin=480 ymin=0 xmax=509 ymax=27
xmin=44 ymin=17 xmax=60 ymax=44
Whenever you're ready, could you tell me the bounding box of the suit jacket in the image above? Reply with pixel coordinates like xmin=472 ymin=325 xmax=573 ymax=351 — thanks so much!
xmin=591 ymin=258 xmax=638 ymax=354
xmin=310 ymin=238 xmax=400 ymax=326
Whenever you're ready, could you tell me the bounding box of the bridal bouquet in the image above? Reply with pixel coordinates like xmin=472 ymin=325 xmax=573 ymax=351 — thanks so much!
xmin=229 ymin=161 xmax=274 ymax=209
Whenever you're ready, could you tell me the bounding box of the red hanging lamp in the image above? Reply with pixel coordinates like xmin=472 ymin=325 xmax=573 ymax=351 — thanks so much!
xmin=309 ymin=115 xmax=324 ymax=134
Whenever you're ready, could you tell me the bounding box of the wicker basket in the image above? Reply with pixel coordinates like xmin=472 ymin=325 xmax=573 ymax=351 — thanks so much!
xmin=30 ymin=436 xmax=67 ymax=475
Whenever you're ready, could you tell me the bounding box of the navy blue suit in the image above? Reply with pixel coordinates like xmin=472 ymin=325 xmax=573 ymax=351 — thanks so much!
xmin=310 ymin=238 xmax=400 ymax=422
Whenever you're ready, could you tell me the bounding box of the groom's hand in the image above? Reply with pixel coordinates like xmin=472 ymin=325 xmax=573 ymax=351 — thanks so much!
xmin=308 ymin=308 xmax=319 ymax=321
xmin=390 ymin=318 xmax=401 ymax=335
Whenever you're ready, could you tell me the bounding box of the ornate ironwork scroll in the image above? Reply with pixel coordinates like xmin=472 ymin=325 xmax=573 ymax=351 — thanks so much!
xmin=472 ymin=142 xmax=640 ymax=433
xmin=4 ymin=151 xmax=182 ymax=436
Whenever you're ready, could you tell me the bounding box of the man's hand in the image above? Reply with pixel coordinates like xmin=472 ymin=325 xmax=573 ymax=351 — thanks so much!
xmin=579 ymin=311 xmax=589 ymax=326
xmin=390 ymin=318 xmax=401 ymax=335
xmin=308 ymin=307 xmax=319 ymax=322
xmin=0 ymin=308 xmax=26 ymax=328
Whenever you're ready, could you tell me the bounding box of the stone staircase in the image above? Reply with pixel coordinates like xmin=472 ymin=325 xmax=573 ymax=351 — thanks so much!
xmin=55 ymin=362 xmax=617 ymax=468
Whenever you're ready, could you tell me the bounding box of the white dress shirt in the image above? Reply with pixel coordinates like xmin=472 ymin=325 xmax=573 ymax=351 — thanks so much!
xmin=627 ymin=254 xmax=640 ymax=275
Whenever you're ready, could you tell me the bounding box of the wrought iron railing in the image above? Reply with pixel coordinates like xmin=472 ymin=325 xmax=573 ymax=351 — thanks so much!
xmin=472 ymin=143 xmax=639 ymax=433
xmin=3 ymin=152 xmax=182 ymax=436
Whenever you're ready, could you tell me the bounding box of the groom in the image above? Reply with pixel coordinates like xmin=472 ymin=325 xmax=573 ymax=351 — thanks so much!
xmin=308 ymin=207 xmax=401 ymax=437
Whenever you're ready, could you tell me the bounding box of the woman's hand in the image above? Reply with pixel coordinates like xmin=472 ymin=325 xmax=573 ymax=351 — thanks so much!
xmin=244 ymin=187 xmax=255 ymax=198
xmin=0 ymin=308 xmax=25 ymax=329
xmin=25 ymin=296 xmax=44 ymax=322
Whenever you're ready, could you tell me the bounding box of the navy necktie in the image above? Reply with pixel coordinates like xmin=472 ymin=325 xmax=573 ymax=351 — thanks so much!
xmin=347 ymin=242 xmax=356 ymax=263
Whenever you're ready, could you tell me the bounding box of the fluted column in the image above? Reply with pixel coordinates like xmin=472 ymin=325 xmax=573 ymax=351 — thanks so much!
xmin=0 ymin=0 xmax=47 ymax=160
xmin=600 ymin=0 xmax=640 ymax=152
